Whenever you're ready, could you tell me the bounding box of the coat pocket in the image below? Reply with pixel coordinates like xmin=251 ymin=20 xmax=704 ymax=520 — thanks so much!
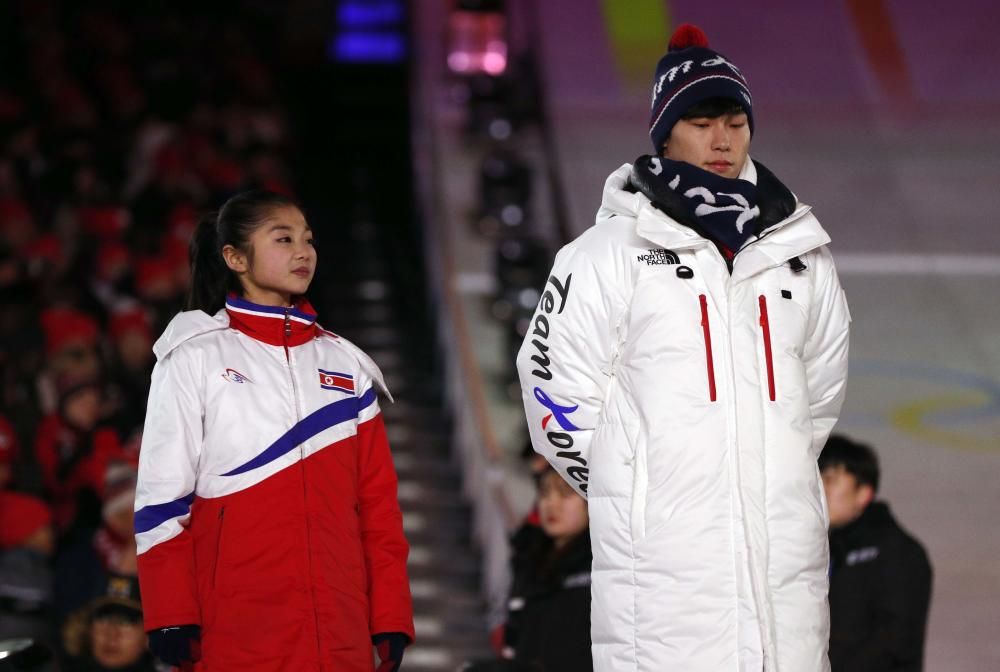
xmin=814 ymin=462 xmax=830 ymax=530
xmin=628 ymin=425 xmax=647 ymax=543
xmin=356 ymin=503 xmax=370 ymax=594
xmin=211 ymin=506 xmax=226 ymax=589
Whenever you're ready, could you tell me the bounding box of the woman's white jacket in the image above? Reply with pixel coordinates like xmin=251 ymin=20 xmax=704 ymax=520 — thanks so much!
xmin=516 ymin=161 xmax=850 ymax=672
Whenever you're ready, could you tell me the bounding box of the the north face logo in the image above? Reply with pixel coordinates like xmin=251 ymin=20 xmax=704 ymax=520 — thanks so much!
xmin=636 ymin=248 xmax=679 ymax=266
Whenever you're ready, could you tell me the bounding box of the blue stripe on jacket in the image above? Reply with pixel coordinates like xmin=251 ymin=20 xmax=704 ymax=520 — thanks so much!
xmin=133 ymin=388 xmax=377 ymax=535
xmin=134 ymin=492 xmax=196 ymax=535
xmin=222 ymin=387 xmax=377 ymax=476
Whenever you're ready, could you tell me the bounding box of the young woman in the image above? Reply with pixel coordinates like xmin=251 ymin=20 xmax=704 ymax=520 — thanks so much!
xmin=504 ymin=467 xmax=593 ymax=672
xmin=133 ymin=191 xmax=413 ymax=671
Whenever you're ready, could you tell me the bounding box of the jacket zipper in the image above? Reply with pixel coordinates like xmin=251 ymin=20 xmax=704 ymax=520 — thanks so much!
xmin=699 ymin=294 xmax=717 ymax=402
xmin=283 ymin=308 xmax=323 ymax=662
xmin=758 ymin=295 xmax=776 ymax=401
xmin=212 ymin=506 xmax=225 ymax=588
xmin=283 ymin=308 xmax=292 ymax=341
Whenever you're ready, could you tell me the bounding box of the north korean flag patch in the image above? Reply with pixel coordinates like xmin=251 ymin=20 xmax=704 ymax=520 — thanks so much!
xmin=318 ymin=369 xmax=354 ymax=394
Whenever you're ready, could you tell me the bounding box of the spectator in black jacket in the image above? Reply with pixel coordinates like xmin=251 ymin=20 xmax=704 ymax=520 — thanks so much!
xmin=503 ymin=467 xmax=592 ymax=672
xmin=60 ymin=574 xmax=155 ymax=672
xmin=820 ymin=435 xmax=933 ymax=672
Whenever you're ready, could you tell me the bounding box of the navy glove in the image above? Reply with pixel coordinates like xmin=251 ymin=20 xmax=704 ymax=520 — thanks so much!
xmin=148 ymin=624 xmax=202 ymax=667
xmin=373 ymin=632 xmax=409 ymax=672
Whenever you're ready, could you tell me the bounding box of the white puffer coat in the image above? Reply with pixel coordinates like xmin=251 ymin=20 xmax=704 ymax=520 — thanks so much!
xmin=516 ymin=161 xmax=850 ymax=672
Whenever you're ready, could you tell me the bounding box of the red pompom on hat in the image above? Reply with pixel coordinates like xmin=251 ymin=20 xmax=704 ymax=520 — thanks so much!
xmin=40 ymin=307 xmax=101 ymax=355
xmin=668 ymin=23 xmax=709 ymax=51
xmin=0 ymin=491 xmax=52 ymax=549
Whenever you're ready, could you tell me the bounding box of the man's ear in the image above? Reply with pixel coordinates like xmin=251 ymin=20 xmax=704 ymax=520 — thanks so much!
xmin=857 ymin=483 xmax=875 ymax=510
xmin=221 ymin=244 xmax=247 ymax=274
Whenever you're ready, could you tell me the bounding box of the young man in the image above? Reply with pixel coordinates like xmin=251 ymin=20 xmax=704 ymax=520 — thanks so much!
xmin=820 ymin=435 xmax=933 ymax=672
xmin=516 ymin=24 xmax=851 ymax=672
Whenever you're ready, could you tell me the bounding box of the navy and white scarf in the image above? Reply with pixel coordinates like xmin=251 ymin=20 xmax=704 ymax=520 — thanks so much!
xmin=635 ymin=155 xmax=761 ymax=254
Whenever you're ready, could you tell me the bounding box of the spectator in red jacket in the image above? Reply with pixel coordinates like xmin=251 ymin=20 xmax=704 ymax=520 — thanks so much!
xmin=104 ymin=306 xmax=155 ymax=443
xmin=39 ymin=308 xmax=103 ymax=389
xmin=0 ymin=491 xmax=55 ymax=645
xmin=34 ymin=376 xmax=125 ymax=534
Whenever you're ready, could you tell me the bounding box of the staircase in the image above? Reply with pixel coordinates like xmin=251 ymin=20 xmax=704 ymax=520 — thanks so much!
xmin=315 ymin=213 xmax=494 ymax=671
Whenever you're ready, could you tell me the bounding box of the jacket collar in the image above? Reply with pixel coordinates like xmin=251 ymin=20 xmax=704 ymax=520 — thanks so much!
xmin=730 ymin=206 xmax=830 ymax=283
xmin=831 ymin=501 xmax=894 ymax=550
xmin=598 ymin=164 xmax=706 ymax=251
xmin=224 ymin=295 xmax=319 ymax=347
xmin=603 ymin=159 xmax=831 ymax=282
xmin=629 ymin=155 xmax=763 ymax=250
xmin=635 ymin=202 xmax=830 ymax=283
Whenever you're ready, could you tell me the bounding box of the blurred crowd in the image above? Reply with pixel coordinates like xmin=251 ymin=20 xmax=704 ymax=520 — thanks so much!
xmin=0 ymin=1 xmax=292 ymax=668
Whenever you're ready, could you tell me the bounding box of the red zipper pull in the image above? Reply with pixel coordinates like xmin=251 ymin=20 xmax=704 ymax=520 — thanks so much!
xmin=758 ymin=295 xmax=776 ymax=401
xmin=699 ymin=295 xmax=717 ymax=402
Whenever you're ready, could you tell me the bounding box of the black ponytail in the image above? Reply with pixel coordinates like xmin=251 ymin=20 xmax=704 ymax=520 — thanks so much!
xmin=186 ymin=212 xmax=229 ymax=314
xmin=185 ymin=190 xmax=299 ymax=314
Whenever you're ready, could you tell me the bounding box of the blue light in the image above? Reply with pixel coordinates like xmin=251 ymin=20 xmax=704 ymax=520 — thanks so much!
xmin=328 ymin=33 xmax=406 ymax=63
xmin=337 ymin=1 xmax=404 ymax=28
